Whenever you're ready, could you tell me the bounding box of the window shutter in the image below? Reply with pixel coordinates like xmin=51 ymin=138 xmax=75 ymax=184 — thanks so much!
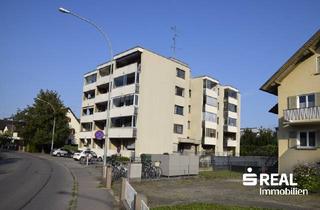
xmin=287 ymin=96 xmax=297 ymax=109
xmin=315 ymin=93 xmax=320 ymax=107
xmin=288 ymin=131 xmax=297 ymax=148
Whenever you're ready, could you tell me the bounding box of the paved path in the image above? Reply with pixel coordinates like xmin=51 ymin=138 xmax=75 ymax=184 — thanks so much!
xmin=0 ymin=151 xmax=72 ymax=210
xmin=0 ymin=151 xmax=117 ymax=210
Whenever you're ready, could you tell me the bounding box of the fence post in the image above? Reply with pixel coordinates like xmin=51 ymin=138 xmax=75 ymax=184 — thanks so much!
xmin=106 ymin=165 xmax=112 ymax=189
xmin=120 ymin=178 xmax=126 ymax=202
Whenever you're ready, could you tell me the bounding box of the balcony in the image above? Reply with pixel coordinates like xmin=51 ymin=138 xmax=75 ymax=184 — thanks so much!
xmin=113 ymin=62 xmax=138 ymax=78
xmin=110 ymin=106 xmax=137 ymax=118
xmin=284 ymin=106 xmax=320 ymax=123
xmin=226 ymin=139 xmax=237 ymax=147
xmin=79 ymin=131 xmax=93 ymax=139
xmin=83 ymin=82 xmax=96 ymax=92
xmin=111 ymin=84 xmax=136 ymax=97
xmin=80 ymin=114 xmax=94 ymax=122
xmin=108 ymin=127 xmax=137 ymax=138
xmin=225 ymin=96 xmax=238 ymax=105
xmin=203 ymin=137 xmax=216 ymax=145
xmin=203 ymin=121 xmax=217 ymax=129
xmin=224 ymin=125 xmax=237 ymax=133
xmin=95 ymin=93 xmax=109 ymax=104
xmin=94 ymin=111 xmax=107 ymax=121
xmin=204 ymin=88 xmax=218 ymax=98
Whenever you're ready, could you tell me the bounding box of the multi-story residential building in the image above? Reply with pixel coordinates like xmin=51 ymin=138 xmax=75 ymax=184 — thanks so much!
xmin=79 ymin=47 xmax=241 ymax=158
xmin=261 ymin=30 xmax=320 ymax=173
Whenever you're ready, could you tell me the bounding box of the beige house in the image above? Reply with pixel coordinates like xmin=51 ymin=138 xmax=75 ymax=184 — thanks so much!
xmin=66 ymin=108 xmax=80 ymax=145
xmin=79 ymin=47 xmax=241 ymax=158
xmin=261 ymin=30 xmax=320 ymax=173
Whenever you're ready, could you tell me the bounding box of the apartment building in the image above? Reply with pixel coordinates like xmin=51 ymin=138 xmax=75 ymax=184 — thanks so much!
xmin=79 ymin=47 xmax=240 ymax=158
xmin=261 ymin=30 xmax=320 ymax=173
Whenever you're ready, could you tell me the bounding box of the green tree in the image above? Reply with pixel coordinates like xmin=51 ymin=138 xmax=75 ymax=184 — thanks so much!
xmin=240 ymin=128 xmax=277 ymax=156
xmin=14 ymin=89 xmax=70 ymax=153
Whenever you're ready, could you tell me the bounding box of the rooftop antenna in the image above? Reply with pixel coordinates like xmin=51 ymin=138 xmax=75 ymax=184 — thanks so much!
xmin=171 ymin=26 xmax=178 ymax=58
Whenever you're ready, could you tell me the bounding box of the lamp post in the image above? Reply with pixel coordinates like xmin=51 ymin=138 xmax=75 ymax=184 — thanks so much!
xmin=36 ymin=97 xmax=56 ymax=154
xmin=59 ymin=7 xmax=114 ymax=178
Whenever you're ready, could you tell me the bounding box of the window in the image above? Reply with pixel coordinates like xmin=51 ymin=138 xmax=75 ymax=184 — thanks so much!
xmin=85 ymin=74 xmax=97 ymax=85
xmin=84 ymin=90 xmax=95 ymax=100
xmin=205 ymin=96 xmax=217 ymax=107
xmin=317 ymin=56 xmax=320 ymax=73
xmin=113 ymin=95 xmax=134 ymax=108
xmin=111 ymin=116 xmax=133 ymax=128
xmin=203 ymin=79 xmax=216 ymax=90
xmin=176 ymin=68 xmax=185 ymax=79
xmin=113 ymin=73 xmax=135 ymax=88
xmin=81 ymin=122 xmax=92 ymax=131
xmin=175 ymin=86 xmax=185 ymax=97
xmin=173 ymin=124 xmax=183 ymax=134
xmin=188 ymin=121 xmax=191 ymax=129
xmin=99 ymin=65 xmax=112 ymax=77
xmin=189 ymin=89 xmax=192 ymax=98
xmin=227 ymin=117 xmax=237 ymax=127
xmin=205 ymin=128 xmax=216 ymax=138
xmin=188 ymin=105 xmax=191 ymax=113
xmin=298 ymin=131 xmax=316 ymax=148
xmin=298 ymin=94 xmax=315 ymax=108
xmin=203 ymin=112 xmax=217 ymax=122
xmin=174 ymin=105 xmax=184 ymax=115
xmin=226 ymin=103 xmax=237 ymax=112
xmin=225 ymin=90 xmax=237 ymax=99
xmin=82 ymin=107 xmax=94 ymax=116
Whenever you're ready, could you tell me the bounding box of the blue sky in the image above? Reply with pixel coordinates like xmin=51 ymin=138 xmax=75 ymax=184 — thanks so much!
xmin=0 ymin=0 xmax=319 ymax=128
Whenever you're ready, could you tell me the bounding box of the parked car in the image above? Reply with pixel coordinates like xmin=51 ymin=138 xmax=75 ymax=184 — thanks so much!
xmin=52 ymin=148 xmax=68 ymax=157
xmin=73 ymin=150 xmax=98 ymax=161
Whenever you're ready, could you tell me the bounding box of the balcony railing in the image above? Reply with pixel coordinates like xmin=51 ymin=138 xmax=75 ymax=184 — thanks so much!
xmin=284 ymin=106 xmax=320 ymax=122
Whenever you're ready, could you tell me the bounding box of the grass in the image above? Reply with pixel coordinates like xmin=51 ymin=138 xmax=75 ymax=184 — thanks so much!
xmin=199 ymin=170 xmax=242 ymax=180
xmin=151 ymin=203 xmax=272 ymax=210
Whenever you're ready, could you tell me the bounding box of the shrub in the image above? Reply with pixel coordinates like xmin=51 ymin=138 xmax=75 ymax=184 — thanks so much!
xmin=115 ymin=156 xmax=130 ymax=162
xmin=293 ymin=163 xmax=320 ymax=193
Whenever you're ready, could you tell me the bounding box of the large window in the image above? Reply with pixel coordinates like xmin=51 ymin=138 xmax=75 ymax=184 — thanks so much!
xmin=81 ymin=122 xmax=92 ymax=131
xmin=205 ymin=96 xmax=217 ymax=107
xmin=205 ymin=128 xmax=216 ymax=138
xmin=203 ymin=79 xmax=216 ymax=90
xmin=176 ymin=68 xmax=185 ymax=79
xmin=111 ymin=116 xmax=133 ymax=128
xmin=175 ymin=86 xmax=185 ymax=97
xmin=174 ymin=105 xmax=184 ymax=115
xmin=203 ymin=112 xmax=217 ymax=122
xmin=299 ymin=131 xmax=316 ymax=148
xmin=225 ymin=103 xmax=237 ymax=112
xmin=227 ymin=117 xmax=237 ymax=127
xmin=82 ymin=107 xmax=94 ymax=116
xmin=85 ymin=74 xmax=97 ymax=85
xmin=84 ymin=90 xmax=95 ymax=100
xmin=173 ymin=124 xmax=183 ymax=134
xmin=298 ymin=94 xmax=315 ymax=108
xmin=225 ymin=90 xmax=237 ymax=99
xmin=113 ymin=73 xmax=135 ymax=88
xmin=113 ymin=95 xmax=134 ymax=108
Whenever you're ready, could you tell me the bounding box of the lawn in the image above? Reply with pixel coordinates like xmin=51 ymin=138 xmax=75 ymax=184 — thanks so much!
xmin=199 ymin=170 xmax=242 ymax=180
xmin=152 ymin=203 xmax=272 ymax=210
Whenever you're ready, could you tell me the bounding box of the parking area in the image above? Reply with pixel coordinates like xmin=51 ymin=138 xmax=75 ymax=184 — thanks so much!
xmin=112 ymin=170 xmax=320 ymax=210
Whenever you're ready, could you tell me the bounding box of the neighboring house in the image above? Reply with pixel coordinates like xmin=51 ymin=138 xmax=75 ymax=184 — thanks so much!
xmin=79 ymin=46 xmax=241 ymax=158
xmin=66 ymin=108 xmax=80 ymax=145
xmin=261 ymin=30 xmax=320 ymax=173
xmin=0 ymin=119 xmax=23 ymax=150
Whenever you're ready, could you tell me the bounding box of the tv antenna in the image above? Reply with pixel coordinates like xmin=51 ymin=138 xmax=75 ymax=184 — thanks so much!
xmin=171 ymin=26 xmax=178 ymax=58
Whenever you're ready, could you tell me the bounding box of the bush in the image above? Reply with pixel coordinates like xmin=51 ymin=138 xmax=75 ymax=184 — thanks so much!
xmin=293 ymin=163 xmax=320 ymax=193
xmin=62 ymin=144 xmax=78 ymax=152
xmin=115 ymin=156 xmax=130 ymax=162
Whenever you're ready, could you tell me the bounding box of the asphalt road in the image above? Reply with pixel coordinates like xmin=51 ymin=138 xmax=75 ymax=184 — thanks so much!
xmin=0 ymin=151 xmax=73 ymax=210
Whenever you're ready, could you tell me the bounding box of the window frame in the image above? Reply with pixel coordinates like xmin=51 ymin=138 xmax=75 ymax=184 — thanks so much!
xmin=174 ymin=105 xmax=184 ymax=116
xmin=173 ymin=124 xmax=183 ymax=134
xmin=175 ymin=86 xmax=185 ymax=97
xmin=176 ymin=68 xmax=185 ymax=79
xmin=297 ymin=130 xmax=317 ymax=149
xmin=297 ymin=94 xmax=315 ymax=108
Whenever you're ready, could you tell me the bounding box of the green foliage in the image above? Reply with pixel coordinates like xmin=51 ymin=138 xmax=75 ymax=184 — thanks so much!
xmin=115 ymin=156 xmax=130 ymax=162
xmin=62 ymin=144 xmax=78 ymax=152
xmin=152 ymin=203 xmax=272 ymax=210
xmin=293 ymin=164 xmax=320 ymax=193
xmin=240 ymin=128 xmax=277 ymax=156
xmin=199 ymin=170 xmax=242 ymax=180
xmin=14 ymin=89 xmax=70 ymax=153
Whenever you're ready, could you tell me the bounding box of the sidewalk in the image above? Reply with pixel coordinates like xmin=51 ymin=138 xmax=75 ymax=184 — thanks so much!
xmin=54 ymin=157 xmax=118 ymax=210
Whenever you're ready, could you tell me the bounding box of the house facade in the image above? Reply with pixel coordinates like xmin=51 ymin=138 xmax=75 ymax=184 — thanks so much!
xmin=261 ymin=30 xmax=320 ymax=173
xmin=66 ymin=108 xmax=80 ymax=145
xmin=79 ymin=47 xmax=241 ymax=158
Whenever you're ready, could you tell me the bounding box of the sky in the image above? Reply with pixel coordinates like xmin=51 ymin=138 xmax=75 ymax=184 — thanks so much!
xmin=0 ymin=0 xmax=319 ymax=128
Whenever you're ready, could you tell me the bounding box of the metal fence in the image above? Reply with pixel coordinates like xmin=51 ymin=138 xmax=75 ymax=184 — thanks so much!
xmin=141 ymin=200 xmax=149 ymax=210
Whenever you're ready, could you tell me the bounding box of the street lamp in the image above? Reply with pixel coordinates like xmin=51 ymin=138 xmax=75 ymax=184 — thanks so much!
xmin=59 ymin=7 xmax=114 ymax=178
xmin=36 ymin=97 xmax=56 ymax=154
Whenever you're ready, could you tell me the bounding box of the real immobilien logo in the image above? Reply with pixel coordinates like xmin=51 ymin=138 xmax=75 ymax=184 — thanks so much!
xmin=242 ymin=167 xmax=308 ymax=196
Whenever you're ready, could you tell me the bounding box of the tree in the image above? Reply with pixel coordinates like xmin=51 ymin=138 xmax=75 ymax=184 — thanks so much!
xmin=14 ymin=89 xmax=70 ymax=153
xmin=240 ymin=128 xmax=277 ymax=156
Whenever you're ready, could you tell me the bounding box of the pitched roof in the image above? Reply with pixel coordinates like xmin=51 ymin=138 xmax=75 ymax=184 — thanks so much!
xmin=260 ymin=29 xmax=320 ymax=95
